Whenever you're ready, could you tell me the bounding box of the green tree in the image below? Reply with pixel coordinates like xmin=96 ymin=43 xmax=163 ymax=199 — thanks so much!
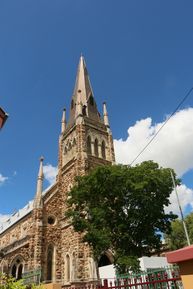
xmin=0 ymin=273 xmax=26 ymax=289
xmin=165 ymin=212 xmax=193 ymax=250
xmin=66 ymin=161 xmax=177 ymax=273
xmin=0 ymin=273 xmax=43 ymax=289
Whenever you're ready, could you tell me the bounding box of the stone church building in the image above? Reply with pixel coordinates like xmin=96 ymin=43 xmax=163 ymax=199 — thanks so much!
xmin=0 ymin=56 xmax=115 ymax=284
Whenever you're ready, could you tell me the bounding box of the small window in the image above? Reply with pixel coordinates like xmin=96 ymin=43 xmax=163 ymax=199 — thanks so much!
xmin=48 ymin=216 xmax=56 ymax=225
xmin=101 ymin=141 xmax=106 ymax=159
xmin=71 ymin=99 xmax=74 ymax=109
xmin=94 ymin=139 xmax=99 ymax=157
xmin=82 ymin=105 xmax=87 ymax=116
xmin=68 ymin=142 xmax=72 ymax=151
xmin=89 ymin=95 xmax=94 ymax=106
xmin=66 ymin=254 xmax=70 ymax=282
xmin=64 ymin=146 xmax=68 ymax=155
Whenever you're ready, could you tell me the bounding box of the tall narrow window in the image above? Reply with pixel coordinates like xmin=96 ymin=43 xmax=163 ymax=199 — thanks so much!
xmin=101 ymin=141 xmax=106 ymax=159
xmin=87 ymin=136 xmax=92 ymax=155
xmin=71 ymin=252 xmax=76 ymax=281
xmin=94 ymin=138 xmax=99 ymax=157
xmin=11 ymin=264 xmax=17 ymax=278
xmin=17 ymin=264 xmax=23 ymax=280
xmin=89 ymin=95 xmax=94 ymax=106
xmin=66 ymin=254 xmax=70 ymax=282
xmin=82 ymin=105 xmax=87 ymax=116
xmin=47 ymin=245 xmax=54 ymax=282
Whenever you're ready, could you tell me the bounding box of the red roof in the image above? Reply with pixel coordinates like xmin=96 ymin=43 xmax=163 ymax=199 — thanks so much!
xmin=166 ymin=245 xmax=193 ymax=263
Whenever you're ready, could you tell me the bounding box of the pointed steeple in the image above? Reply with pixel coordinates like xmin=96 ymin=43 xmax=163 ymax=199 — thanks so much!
xmin=61 ymin=108 xmax=66 ymax=133
xmin=73 ymin=56 xmax=94 ymax=105
xmin=103 ymin=102 xmax=110 ymax=127
xmin=34 ymin=157 xmax=44 ymax=208
xmin=68 ymin=56 xmax=101 ymax=126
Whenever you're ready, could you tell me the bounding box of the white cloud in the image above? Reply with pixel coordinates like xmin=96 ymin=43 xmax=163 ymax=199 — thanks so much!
xmin=0 ymin=214 xmax=10 ymax=226
xmin=43 ymin=164 xmax=58 ymax=185
xmin=114 ymin=108 xmax=193 ymax=215
xmin=114 ymin=108 xmax=193 ymax=176
xmin=0 ymin=173 xmax=8 ymax=185
xmin=165 ymin=184 xmax=193 ymax=215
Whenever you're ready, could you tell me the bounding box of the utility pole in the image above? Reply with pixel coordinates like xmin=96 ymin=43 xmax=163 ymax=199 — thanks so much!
xmin=170 ymin=170 xmax=190 ymax=246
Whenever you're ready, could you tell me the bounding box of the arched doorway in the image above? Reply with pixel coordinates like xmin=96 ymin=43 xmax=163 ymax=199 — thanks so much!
xmin=98 ymin=254 xmax=112 ymax=267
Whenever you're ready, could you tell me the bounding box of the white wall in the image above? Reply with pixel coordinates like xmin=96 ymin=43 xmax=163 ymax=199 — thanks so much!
xmin=139 ymin=256 xmax=169 ymax=271
xmin=99 ymin=256 xmax=169 ymax=280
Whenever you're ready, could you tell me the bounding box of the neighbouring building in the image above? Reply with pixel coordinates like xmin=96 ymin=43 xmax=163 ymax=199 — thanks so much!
xmin=0 ymin=56 xmax=115 ymax=285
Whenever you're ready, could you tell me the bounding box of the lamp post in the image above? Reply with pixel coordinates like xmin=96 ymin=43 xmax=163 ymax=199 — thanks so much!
xmin=170 ymin=170 xmax=190 ymax=246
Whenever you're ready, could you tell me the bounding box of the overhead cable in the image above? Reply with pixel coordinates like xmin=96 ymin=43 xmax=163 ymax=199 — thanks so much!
xmin=129 ymin=86 xmax=193 ymax=166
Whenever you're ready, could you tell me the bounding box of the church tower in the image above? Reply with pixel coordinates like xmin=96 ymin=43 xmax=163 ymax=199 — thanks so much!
xmin=56 ymin=56 xmax=115 ymax=282
xmin=58 ymin=56 xmax=115 ymax=180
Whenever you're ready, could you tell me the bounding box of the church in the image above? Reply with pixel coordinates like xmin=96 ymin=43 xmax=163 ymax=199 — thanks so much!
xmin=0 ymin=56 xmax=115 ymax=285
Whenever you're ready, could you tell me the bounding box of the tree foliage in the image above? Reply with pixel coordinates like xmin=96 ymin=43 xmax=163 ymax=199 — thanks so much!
xmin=0 ymin=273 xmax=26 ymax=289
xmin=0 ymin=273 xmax=43 ymax=289
xmin=66 ymin=161 xmax=177 ymax=272
xmin=165 ymin=212 xmax=193 ymax=250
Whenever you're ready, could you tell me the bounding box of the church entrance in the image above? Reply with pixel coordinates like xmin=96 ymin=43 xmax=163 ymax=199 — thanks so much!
xmin=98 ymin=253 xmax=112 ymax=267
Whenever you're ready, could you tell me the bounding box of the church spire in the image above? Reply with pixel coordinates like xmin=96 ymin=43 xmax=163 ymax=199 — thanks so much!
xmin=103 ymin=102 xmax=110 ymax=127
xmin=73 ymin=55 xmax=94 ymax=105
xmin=61 ymin=108 xmax=66 ymax=133
xmin=68 ymin=56 xmax=101 ymax=126
xmin=34 ymin=157 xmax=44 ymax=208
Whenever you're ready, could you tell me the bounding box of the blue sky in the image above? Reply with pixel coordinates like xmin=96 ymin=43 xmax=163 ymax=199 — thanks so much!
xmin=1 ymin=0 xmax=193 ymax=218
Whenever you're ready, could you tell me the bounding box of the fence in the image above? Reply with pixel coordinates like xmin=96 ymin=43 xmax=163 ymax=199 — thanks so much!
xmin=22 ymin=268 xmax=41 ymax=285
xmin=100 ymin=266 xmax=183 ymax=289
xmin=67 ymin=267 xmax=183 ymax=289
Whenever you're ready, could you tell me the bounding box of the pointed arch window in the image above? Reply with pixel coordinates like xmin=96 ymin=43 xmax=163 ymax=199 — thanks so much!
xmin=101 ymin=141 xmax=106 ymax=159
xmin=10 ymin=256 xmax=24 ymax=280
xmin=94 ymin=138 xmax=99 ymax=157
xmin=82 ymin=105 xmax=87 ymax=116
xmin=87 ymin=136 xmax=92 ymax=155
xmin=11 ymin=264 xmax=17 ymax=278
xmin=17 ymin=264 xmax=23 ymax=280
xmin=71 ymin=252 xmax=76 ymax=281
xmin=66 ymin=254 xmax=70 ymax=282
xmin=89 ymin=95 xmax=94 ymax=106
xmin=47 ymin=245 xmax=54 ymax=282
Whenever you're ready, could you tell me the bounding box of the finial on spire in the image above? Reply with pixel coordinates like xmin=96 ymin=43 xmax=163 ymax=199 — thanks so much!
xmin=34 ymin=156 xmax=44 ymax=208
xmin=103 ymin=102 xmax=110 ymax=127
xmin=61 ymin=108 xmax=66 ymax=133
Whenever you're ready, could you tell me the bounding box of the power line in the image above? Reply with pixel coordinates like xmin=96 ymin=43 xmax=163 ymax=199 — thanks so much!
xmin=129 ymin=86 xmax=193 ymax=166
